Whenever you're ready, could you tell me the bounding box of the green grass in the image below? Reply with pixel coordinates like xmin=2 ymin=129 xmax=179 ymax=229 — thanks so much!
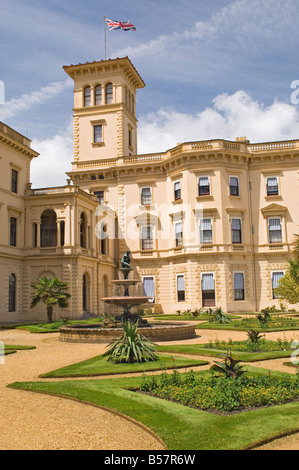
xmin=16 ymin=317 xmax=104 ymax=333
xmin=2 ymin=344 xmax=36 ymax=355
xmin=9 ymin=366 xmax=299 ymax=450
xmin=39 ymin=354 xmax=209 ymax=378
xmin=155 ymin=343 xmax=294 ymax=362
xmin=196 ymin=317 xmax=299 ymax=332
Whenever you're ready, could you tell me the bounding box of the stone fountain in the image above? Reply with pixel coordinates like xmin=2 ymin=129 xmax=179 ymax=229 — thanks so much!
xmin=59 ymin=252 xmax=196 ymax=343
xmin=101 ymin=251 xmax=151 ymax=327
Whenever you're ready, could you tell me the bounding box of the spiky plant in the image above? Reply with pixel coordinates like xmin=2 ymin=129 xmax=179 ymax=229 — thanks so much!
xmin=209 ymin=307 xmax=231 ymax=324
xmin=247 ymin=329 xmax=265 ymax=343
xmin=30 ymin=277 xmax=71 ymax=323
xmin=103 ymin=321 xmax=157 ymax=364
xmin=210 ymin=352 xmax=245 ymax=379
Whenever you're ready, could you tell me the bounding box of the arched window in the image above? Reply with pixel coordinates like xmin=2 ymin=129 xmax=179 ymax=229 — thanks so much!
xmin=82 ymin=272 xmax=90 ymax=311
xmin=80 ymin=212 xmax=87 ymax=248
xmin=84 ymin=86 xmax=91 ymax=107
xmin=105 ymin=83 xmax=113 ymax=104
xmin=9 ymin=274 xmax=16 ymax=312
xmin=95 ymin=85 xmax=102 ymax=105
xmin=40 ymin=210 xmax=57 ymax=247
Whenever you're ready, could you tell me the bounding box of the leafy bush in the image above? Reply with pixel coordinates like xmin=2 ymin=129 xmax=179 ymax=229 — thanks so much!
xmin=140 ymin=370 xmax=299 ymax=412
xmin=209 ymin=307 xmax=231 ymax=324
xmin=103 ymin=321 xmax=157 ymax=364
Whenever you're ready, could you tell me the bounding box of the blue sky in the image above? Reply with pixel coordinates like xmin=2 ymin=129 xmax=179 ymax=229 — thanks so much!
xmin=1 ymin=0 xmax=299 ymax=186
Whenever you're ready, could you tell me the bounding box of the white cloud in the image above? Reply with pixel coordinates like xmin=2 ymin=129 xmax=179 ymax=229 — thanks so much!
xmin=137 ymin=91 xmax=299 ymax=154
xmin=0 ymin=79 xmax=73 ymax=121
xmin=29 ymin=90 xmax=299 ymax=187
xmin=30 ymin=119 xmax=73 ymax=188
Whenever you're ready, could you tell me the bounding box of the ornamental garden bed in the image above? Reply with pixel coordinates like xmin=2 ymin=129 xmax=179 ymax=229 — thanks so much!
xmin=196 ymin=316 xmax=299 ymax=332
xmin=155 ymin=338 xmax=297 ymax=362
xmin=139 ymin=369 xmax=299 ymax=414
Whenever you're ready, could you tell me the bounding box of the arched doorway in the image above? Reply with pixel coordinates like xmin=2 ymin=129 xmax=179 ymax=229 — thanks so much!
xmin=40 ymin=209 xmax=57 ymax=247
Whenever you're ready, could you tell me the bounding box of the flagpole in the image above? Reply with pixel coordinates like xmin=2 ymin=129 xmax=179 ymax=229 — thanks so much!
xmin=104 ymin=16 xmax=107 ymax=60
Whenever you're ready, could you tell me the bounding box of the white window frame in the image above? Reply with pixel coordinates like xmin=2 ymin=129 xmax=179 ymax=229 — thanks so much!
xmin=268 ymin=217 xmax=282 ymax=244
xmin=266 ymin=176 xmax=279 ymax=197
xmin=175 ymin=221 xmax=183 ymax=247
xmin=140 ymin=186 xmax=152 ymax=205
xmin=271 ymin=270 xmax=285 ymax=299
xmin=233 ymin=271 xmax=245 ymax=301
xmin=231 ymin=217 xmax=242 ymax=244
xmin=142 ymin=276 xmax=155 ymax=303
xmin=199 ymin=218 xmax=213 ymax=245
xmin=141 ymin=224 xmax=154 ymax=251
xmin=174 ymin=180 xmax=181 ymax=201
xmin=176 ymin=274 xmax=186 ymax=302
xmin=229 ymin=175 xmax=240 ymax=197
xmin=198 ymin=176 xmax=210 ymax=197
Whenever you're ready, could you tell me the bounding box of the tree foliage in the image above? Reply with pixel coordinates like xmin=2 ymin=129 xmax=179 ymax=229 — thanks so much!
xmin=274 ymin=234 xmax=299 ymax=305
xmin=30 ymin=277 xmax=71 ymax=323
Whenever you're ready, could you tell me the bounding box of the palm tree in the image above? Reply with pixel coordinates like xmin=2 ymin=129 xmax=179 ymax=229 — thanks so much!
xmin=30 ymin=277 xmax=71 ymax=323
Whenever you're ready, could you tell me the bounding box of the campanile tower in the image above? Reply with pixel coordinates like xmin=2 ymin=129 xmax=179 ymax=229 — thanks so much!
xmin=63 ymin=57 xmax=145 ymax=171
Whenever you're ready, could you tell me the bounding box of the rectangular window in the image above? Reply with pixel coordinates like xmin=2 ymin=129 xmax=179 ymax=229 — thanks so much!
xmin=268 ymin=218 xmax=282 ymax=243
xmin=94 ymin=191 xmax=104 ymax=204
xmin=129 ymin=129 xmax=132 ymax=147
xmin=198 ymin=176 xmax=210 ymax=196
xmin=231 ymin=218 xmax=242 ymax=244
xmin=141 ymin=187 xmax=152 ymax=205
xmin=229 ymin=176 xmax=239 ymax=196
xmin=143 ymin=277 xmax=155 ymax=303
xmin=10 ymin=217 xmax=17 ymax=246
xmin=174 ymin=181 xmax=181 ymax=200
xmin=267 ymin=177 xmax=279 ymax=196
xmin=11 ymin=169 xmax=18 ymax=193
xmin=175 ymin=221 xmax=183 ymax=247
xmin=177 ymin=275 xmax=185 ymax=302
xmin=200 ymin=218 xmax=213 ymax=244
xmin=141 ymin=226 xmax=153 ymax=250
xmin=234 ymin=273 xmax=245 ymax=301
xmin=201 ymin=273 xmax=215 ymax=307
xmin=272 ymin=271 xmax=284 ymax=299
xmin=94 ymin=125 xmax=103 ymax=143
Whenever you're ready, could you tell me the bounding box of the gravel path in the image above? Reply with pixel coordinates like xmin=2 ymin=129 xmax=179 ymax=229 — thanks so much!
xmin=0 ymin=329 xmax=165 ymax=450
xmin=0 ymin=325 xmax=298 ymax=450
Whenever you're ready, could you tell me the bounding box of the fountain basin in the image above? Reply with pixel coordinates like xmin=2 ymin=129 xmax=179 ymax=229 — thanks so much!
xmin=59 ymin=322 xmax=197 ymax=343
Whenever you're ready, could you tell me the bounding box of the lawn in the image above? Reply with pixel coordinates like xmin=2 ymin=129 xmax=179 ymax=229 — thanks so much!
xmin=39 ymin=354 xmax=209 ymax=378
xmin=155 ymin=343 xmax=294 ymax=362
xmin=9 ymin=366 xmax=299 ymax=450
xmin=196 ymin=316 xmax=299 ymax=332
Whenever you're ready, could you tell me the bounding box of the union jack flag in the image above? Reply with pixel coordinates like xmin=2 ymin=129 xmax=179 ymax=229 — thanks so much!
xmin=105 ymin=19 xmax=136 ymax=31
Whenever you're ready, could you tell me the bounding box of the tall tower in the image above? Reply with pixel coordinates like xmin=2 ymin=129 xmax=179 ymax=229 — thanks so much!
xmin=63 ymin=57 xmax=145 ymax=170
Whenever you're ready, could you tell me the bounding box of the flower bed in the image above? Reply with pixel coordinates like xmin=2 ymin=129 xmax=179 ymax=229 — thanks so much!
xmin=140 ymin=370 xmax=299 ymax=413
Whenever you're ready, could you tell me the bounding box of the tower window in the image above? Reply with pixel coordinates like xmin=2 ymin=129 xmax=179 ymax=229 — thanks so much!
xmin=84 ymin=86 xmax=91 ymax=107
xmin=95 ymin=85 xmax=102 ymax=105
xmin=105 ymin=83 xmax=113 ymax=104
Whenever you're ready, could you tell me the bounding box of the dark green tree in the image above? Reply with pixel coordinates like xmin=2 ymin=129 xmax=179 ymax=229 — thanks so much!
xmin=30 ymin=277 xmax=71 ymax=323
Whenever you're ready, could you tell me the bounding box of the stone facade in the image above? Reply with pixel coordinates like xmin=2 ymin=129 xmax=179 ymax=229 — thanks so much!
xmin=0 ymin=57 xmax=298 ymax=322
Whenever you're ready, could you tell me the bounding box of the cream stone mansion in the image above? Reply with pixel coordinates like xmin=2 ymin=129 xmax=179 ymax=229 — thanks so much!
xmin=1 ymin=56 xmax=298 ymax=322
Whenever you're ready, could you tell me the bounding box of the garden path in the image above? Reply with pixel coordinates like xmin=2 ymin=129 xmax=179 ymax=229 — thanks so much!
xmin=0 ymin=325 xmax=298 ymax=450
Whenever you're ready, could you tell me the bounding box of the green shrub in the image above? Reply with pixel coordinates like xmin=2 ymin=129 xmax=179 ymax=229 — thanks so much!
xmin=140 ymin=370 xmax=299 ymax=412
